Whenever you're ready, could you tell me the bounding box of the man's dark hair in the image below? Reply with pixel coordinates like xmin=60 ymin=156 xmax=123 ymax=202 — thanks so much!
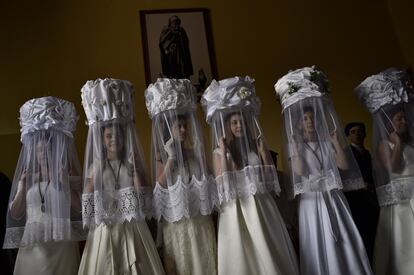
xmin=344 ymin=122 xmax=366 ymax=136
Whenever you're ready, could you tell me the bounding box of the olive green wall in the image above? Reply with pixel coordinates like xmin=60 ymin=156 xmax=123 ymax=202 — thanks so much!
xmin=387 ymin=0 xmax=414 ymax=69
xmin=0 ymin=0 xmax=409 ymax=179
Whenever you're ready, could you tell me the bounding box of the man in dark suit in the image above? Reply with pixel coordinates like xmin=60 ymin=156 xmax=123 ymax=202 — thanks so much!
xmin=344 ymin=122 xmax=379 ymax=264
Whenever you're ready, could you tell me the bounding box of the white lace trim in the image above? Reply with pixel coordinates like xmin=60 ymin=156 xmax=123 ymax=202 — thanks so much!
xmin=215 ymin=165 xmax=280 ymax=204
xmin=376 ymin=177 xmax=414 ymax=206
xmin=342 ymin=177 xmax=367 ymax=192
xmin=82 ymin=186 xmax=152 ymax=228
xmin=153 ymin=175 xmax=218 ymax=223
xmin=3 ymin=220 xmax=84 ymax=249
xmin=294 ymin=169 xmax=342 ymax=195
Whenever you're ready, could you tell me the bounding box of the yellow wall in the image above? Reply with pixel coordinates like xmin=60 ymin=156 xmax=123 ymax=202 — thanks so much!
xmin=0 ymin=0 xmax=407 ymax=179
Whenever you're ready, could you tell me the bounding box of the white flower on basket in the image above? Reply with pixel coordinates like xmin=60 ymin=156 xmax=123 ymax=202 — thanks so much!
xmin=238 ymin=86 xmax=251 ymax=99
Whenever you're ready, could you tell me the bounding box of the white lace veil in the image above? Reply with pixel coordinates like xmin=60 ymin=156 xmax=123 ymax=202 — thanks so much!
xmin=81 ymin=79 xmax=152 ymax=228
xmin=356 ymin=68 xmax=414 ymax=206
xmin=275 ymin=66 xmax=365 ymax=198
xmin=201 ymin=76 xmax=280 ymax=204
xmin=145 ymin=78 xmax=217 ymax=223
xmin=3 ymin=97 xmax=84 ymax=249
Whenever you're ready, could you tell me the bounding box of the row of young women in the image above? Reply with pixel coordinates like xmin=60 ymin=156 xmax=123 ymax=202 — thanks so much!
xmin=3 ymin=66 xmax=414 ymax=275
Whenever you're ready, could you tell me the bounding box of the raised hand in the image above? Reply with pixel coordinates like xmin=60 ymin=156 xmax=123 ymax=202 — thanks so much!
xmin=164 ymin=138 xmax=177 ymax=160
xmin=329 ymin=130 xmax=340 ymax=145
xmin=20 ymin=169 xmax=29 ymax=182
xmin=389 ymin=131 xmax=401 ymax=145
xmin=257 ymin=136 xmax=265 ymax=155
xmin=17 ymin=170 xmax=29 ymax=194
xmin=218 ymin=136 xmax=227 ymax=156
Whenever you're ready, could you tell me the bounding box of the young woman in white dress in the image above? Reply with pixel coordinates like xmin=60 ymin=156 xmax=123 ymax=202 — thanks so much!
xmin=275 ymin=66 xmax=372 ymax=275
xmin=356 ymin=68 xmax=414 ymax=275
xmin=78 ymin=78 xmax=165 ymax=275
xmin=202 ymin=76 xmax=299 ymax=275
xmin=145 ymin=78 xmax=217 ymax=275
xmin=3 ymin=97 xmax=84 ymax=275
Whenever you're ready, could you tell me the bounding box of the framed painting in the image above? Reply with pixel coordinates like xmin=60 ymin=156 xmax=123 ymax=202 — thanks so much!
xmin=140 ymin=8 xmax=218 ymax=97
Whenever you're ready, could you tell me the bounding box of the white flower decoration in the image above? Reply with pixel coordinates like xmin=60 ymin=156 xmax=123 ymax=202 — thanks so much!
xmin=238 ymin=86 xmax=251 ymax=99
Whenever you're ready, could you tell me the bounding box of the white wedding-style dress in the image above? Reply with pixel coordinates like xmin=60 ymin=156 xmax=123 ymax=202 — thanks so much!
xmin=216 ymin=150 xmax=299 ymax=275
xmin=78 ymin=161 xmax=165 ymax=275
xmin=14 ymin=182 xmax=80 ymax=275
xmin=298 ymin=142 xmax=372 ymax=275
xmin=156 ymin=151 xmax=217 ymax=275
xmin=374 ymin=143 xmax=414 ymax=275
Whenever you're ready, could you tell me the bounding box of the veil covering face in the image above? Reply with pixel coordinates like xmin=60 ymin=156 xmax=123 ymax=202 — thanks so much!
xmin=275 ymin=66 xmax=365 ymax=199
xmin=81 ymin=79 xmax=152 ymax=228
xmin=356 ymin=68 xmax=414 ymax=206
xmin=3 ymin=97 xmax=84 ymax=249
xmin=145 ymin=78 xmax=217 ymax=223
xmin=201 ymin=76 xmax=280 ymax=204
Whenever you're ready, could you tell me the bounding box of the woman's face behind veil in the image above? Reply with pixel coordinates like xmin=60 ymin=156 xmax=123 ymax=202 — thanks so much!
xmin=171 ymin=118 xmax=188 ymax=143
xmin=103 ymin=125 xmax=124 ymax=156
xmin=35 ymin=140 xmax=48 ymax=166
xmin=229 ymin=113 xmax=244 ymax=138
xmin=392 ymin=111 xmax=408 ymax=135
xmin=300 ymin=111 xmax=315 ymax=135
xmin=35 ymin=132 xmax=52 ymax=171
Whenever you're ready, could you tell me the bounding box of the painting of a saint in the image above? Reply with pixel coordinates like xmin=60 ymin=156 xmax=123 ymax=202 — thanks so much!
xmin=159 ymin=16 xmax=193 ymax=79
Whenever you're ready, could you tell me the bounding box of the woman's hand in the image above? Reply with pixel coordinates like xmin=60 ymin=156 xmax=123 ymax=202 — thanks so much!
xmin=19 ymin=169 xmax=29 ymax=182
xmin=17 ymin=170 xmax=29 ymax=194
xmin=330 ymin=130 xmax=343 ymax=150
xmin=10 ymin=169 xmax=29 ymax=219
xmin=213 ymin=136 xmax=230 ymax=176
xmin=389 ymin=131 xmax=401 ymax=145
xmin=329 ymin=130 xmax=339 ymax=144
xmin=329 ymin=130 xmax=349 ymax=170
xmin=164 ymin=138 xmax=176 ymax=160
xmin=218 ymin=136 xmax=227 ymax=156
xmin=257 ymin=137 xmax=265 ymax=155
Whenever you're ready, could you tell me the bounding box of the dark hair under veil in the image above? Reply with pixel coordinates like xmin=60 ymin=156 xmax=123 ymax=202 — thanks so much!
xmin=223 ymin=110 xmax=259 ymax=170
